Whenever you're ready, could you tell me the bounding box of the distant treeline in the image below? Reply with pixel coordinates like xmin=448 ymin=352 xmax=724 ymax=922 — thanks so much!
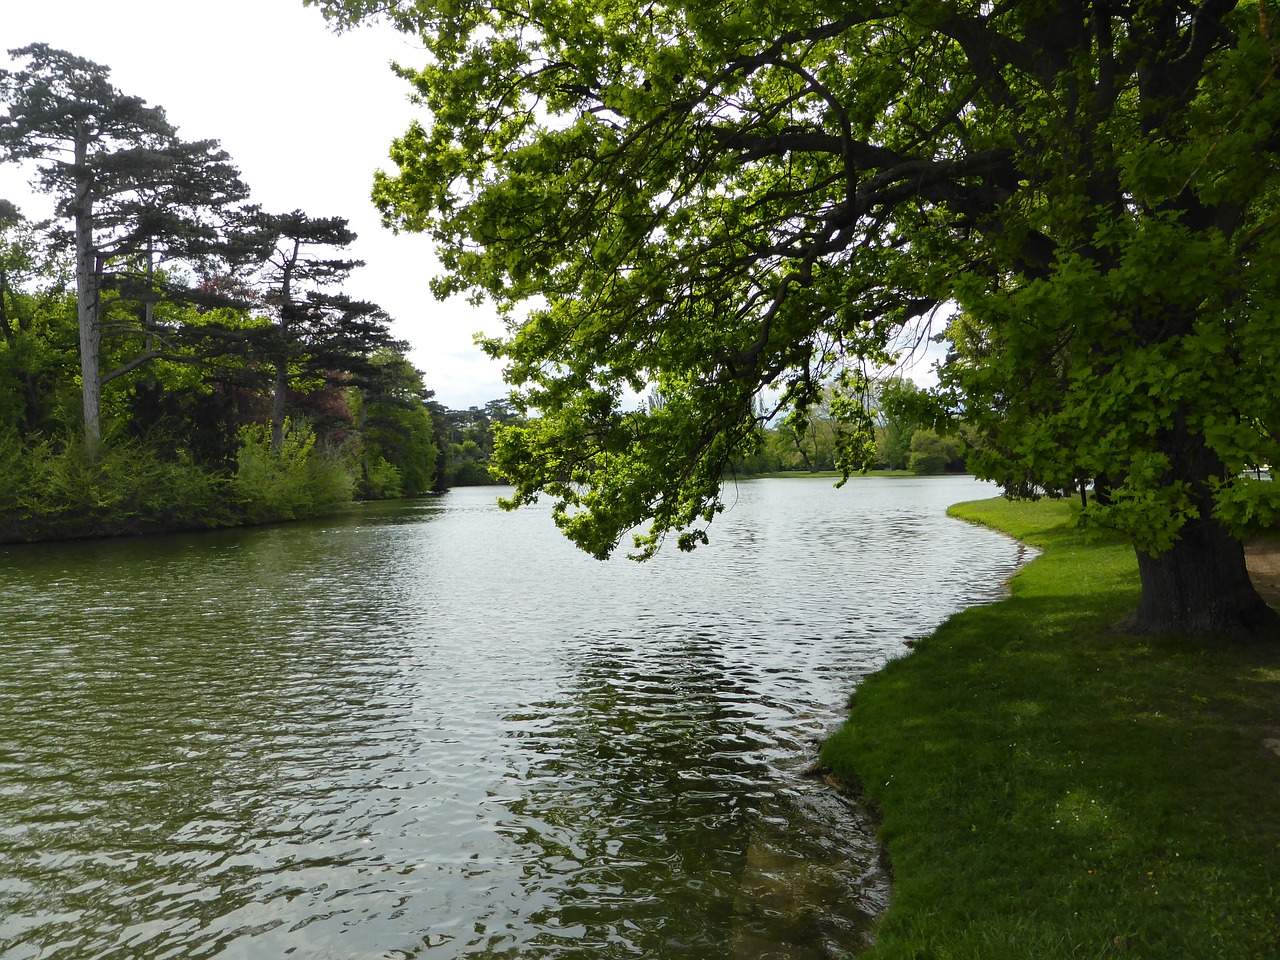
xmin=445 ymin=379 xmax=971 ymax=487
xmin=733 ymin=377 xmax=968 ymax=478
xmin=428 ymin=399 xmax=519 ymax=488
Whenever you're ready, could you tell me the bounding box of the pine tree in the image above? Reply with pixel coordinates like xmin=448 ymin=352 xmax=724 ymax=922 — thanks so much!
xmin=0 ymin=44 xmax=252 ymax=458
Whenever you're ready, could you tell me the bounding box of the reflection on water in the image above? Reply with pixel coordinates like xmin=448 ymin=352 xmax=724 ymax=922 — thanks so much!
xmin=0 ymin=477 xmax=1026 ymax=958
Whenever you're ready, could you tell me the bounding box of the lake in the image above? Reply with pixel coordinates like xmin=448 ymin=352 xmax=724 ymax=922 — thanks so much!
xmin=0 ymin=476 xmax=1028 ymax=959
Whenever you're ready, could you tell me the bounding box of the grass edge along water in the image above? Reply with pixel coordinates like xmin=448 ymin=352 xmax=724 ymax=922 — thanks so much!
xmin=820 ymin=496 xmax=1280 ymax=959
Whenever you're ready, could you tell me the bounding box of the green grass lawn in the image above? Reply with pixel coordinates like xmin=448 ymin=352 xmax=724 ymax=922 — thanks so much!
xmin=821 ymin=497 xmax=1280 ymax=959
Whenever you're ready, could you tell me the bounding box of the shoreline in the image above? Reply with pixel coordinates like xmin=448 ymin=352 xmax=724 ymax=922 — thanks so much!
xmin=820 ymin=497 xmax=1280 ymax=958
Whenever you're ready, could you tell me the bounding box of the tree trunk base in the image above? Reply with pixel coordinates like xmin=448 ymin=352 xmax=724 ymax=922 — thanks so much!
xmin=1129 ymin=520 xmax=1280 ymax=641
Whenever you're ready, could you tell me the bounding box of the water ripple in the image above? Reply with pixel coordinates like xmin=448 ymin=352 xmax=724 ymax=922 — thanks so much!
xmin=0 ymin=476 xmax=1024 ymax=959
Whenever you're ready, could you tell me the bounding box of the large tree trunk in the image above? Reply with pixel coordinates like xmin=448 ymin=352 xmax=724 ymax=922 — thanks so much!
xmin=1125 ymin=388 xmax=1280 ymax=640
xmin=271 ymin=357 xmax=287 ymax=453
xmin=1130 ymin=515 xmax=1279 ymax=639
xmin=73 ymin=133 xmax=103 ymax=461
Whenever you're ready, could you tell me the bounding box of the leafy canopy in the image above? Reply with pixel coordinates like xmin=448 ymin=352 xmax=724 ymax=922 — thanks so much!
xmin=312 ymin=0 xmax=1280 ymax=561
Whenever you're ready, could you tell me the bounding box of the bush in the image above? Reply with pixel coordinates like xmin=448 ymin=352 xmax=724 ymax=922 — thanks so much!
xmin=232 ymin=419 xmax=355 ymax=523
xmin=907 ymin=429 xmax=950 ymax=475
xmin=0 ymin=433 xmax=232 ymax=541
xmin=908 ymin=428 xmax=965 ymax=475
xmin=359 ymin=452 xmax=404 ymax=500
xmin=0 ymin=420 xmax=360 ymax=542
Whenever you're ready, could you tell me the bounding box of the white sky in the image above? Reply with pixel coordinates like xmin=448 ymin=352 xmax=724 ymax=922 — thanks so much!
xmin=0 ymin=0 xmax=510 ymax=410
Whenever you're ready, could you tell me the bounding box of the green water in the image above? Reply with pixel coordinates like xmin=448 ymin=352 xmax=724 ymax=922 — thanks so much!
xmin=0 ymin=477 xmax=1026 ymax=958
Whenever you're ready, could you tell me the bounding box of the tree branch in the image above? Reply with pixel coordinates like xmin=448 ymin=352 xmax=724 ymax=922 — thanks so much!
xmin=101 ymin=349 xmax=161 ymax=384
xmin=709 ymin=127 xmax=908 ymax=168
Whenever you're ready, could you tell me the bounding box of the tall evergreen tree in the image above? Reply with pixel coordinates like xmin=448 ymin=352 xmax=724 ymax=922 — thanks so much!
xmin=0 ymin=44 xmax=252 ymax=458
xmin=250 ymin=210 xmax=362 ymax=451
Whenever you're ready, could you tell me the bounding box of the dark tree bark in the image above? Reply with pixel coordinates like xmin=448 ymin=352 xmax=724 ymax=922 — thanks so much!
xmin=73 ymin=132 xmax=104 ymax=460
xmin=1126 ymin=416 xmax=1280 ymax=639
xmin=1131 ymin=518 xmax=1279 ymax=639
xmin=1131 ymin=519 xmax=1280 ymax=640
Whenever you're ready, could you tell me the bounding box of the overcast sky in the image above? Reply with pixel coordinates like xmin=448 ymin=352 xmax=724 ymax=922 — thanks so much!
xmin=0 ymin=0 xmax=510 ymax=410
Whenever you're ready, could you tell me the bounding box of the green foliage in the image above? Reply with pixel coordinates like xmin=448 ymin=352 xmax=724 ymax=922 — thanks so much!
xmin=231 ymin=419 xmax=354 ymax=523
xmin=0 ymin=287 xmax=79 ymax=435
xmin=0 ymin=240 xmax=439 ymax=535
xmin=821 ymin=497 xmax=1280 ymax=957
xmin=359 ymin=353 xmax=439 ymax=497
xmin=726 ymin=378 xmax=963 ymax=477
xmin=906 ymin=429 xmax=952 ymax=476
xmin=874 ymin=378 xmax=934 ymax=471
xmin=771 ymin=377 xmax=878 ymax=475
xmin=315 ymin=0 xmax=1280 ymax=629
xmin=0 ymin=428 xmax=30 ymax=518
xmin=0 ymin=408 xmax=392 ymax=541
xmin=875 ymin=423 xmax=914 ymax=474
xmin=360 ymin=453 xmax=404 ymax=500
xmin=434 ymin=399 xmax=517 ymax=488
xmin=0 ymin=431 xmax=232 ymax=541
xmin=1211 ymin=472 xmax=1280 ymax=538
xmin=493 ymin=382 xmax=754 ymax=558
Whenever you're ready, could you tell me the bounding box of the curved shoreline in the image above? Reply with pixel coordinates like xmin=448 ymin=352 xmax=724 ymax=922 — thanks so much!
xmin=820 ymin=497 xmax=1280 ymax=958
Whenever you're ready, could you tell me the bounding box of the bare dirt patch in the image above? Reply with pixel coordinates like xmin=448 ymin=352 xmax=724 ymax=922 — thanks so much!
xmin=1242 ymin=539 xmax=1280 ymax=762
xmin=1244 ymin=538 xmax=1280 ymax=605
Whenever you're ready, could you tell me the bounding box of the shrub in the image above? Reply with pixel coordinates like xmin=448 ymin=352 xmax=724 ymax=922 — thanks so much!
xmin=0 ymin=433 xmax=232 ymax=541
xmin=232 ymin=419 xmax=354 ymax=523
xmin=359 ymin=453 xmax=404 ymax=500
xmin=907 ymin=429 xmax=951 ymax=475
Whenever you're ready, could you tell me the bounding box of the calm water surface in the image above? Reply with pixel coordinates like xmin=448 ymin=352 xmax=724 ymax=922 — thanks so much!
xmin=0 ymin=476 xmax=1028 ymax=959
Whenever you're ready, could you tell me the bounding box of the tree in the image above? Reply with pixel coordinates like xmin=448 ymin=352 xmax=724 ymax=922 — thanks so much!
xmin=357 ymin=349 xmax=438 ymax=497
xmin=907 ymin=429 xmax=963 ymax=477
xmin=317 ymin=1 xmax=1280 ymax=637
xmin=774 ymin=386 xmax=853 ymax=473
xmin=0 ymin=44 xmax=252 ymax=459
xmin=874 ymin=378 xmax=932 ymax=472
xmin=249 ymin=210 xmax=364 ymax=452
xmin=0 ymin=234 xmax=78 ymax=438
xmin=434 ymin=401 xmax=508 ymax=486
xmin=417 ymin=398 xmax=523 ymax=488
xmin=0 ymin=200 xmax=28 ymax=340
xmin=0 ymin=202 xmax=58 ymax=349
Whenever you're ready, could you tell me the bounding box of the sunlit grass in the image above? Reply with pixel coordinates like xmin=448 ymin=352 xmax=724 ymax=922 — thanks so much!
xmin=821 ymin=497 xmax=1280 ymax=959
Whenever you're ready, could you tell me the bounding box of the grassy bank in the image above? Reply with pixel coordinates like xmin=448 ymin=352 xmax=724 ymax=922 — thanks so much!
xmin=820 ymin=497 xmax=1280 ymax=959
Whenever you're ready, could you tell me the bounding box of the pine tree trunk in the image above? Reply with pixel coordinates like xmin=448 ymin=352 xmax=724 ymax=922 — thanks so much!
xmin=271 ymin=358 xmax=287 ymax=453
xmin=271 ymin=250 xmax=296 ymax=454
xmin=1130 ymin=515 xmax=1279 ymax=639
xmin=73 ymin=134 xmax=103 ymax=461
